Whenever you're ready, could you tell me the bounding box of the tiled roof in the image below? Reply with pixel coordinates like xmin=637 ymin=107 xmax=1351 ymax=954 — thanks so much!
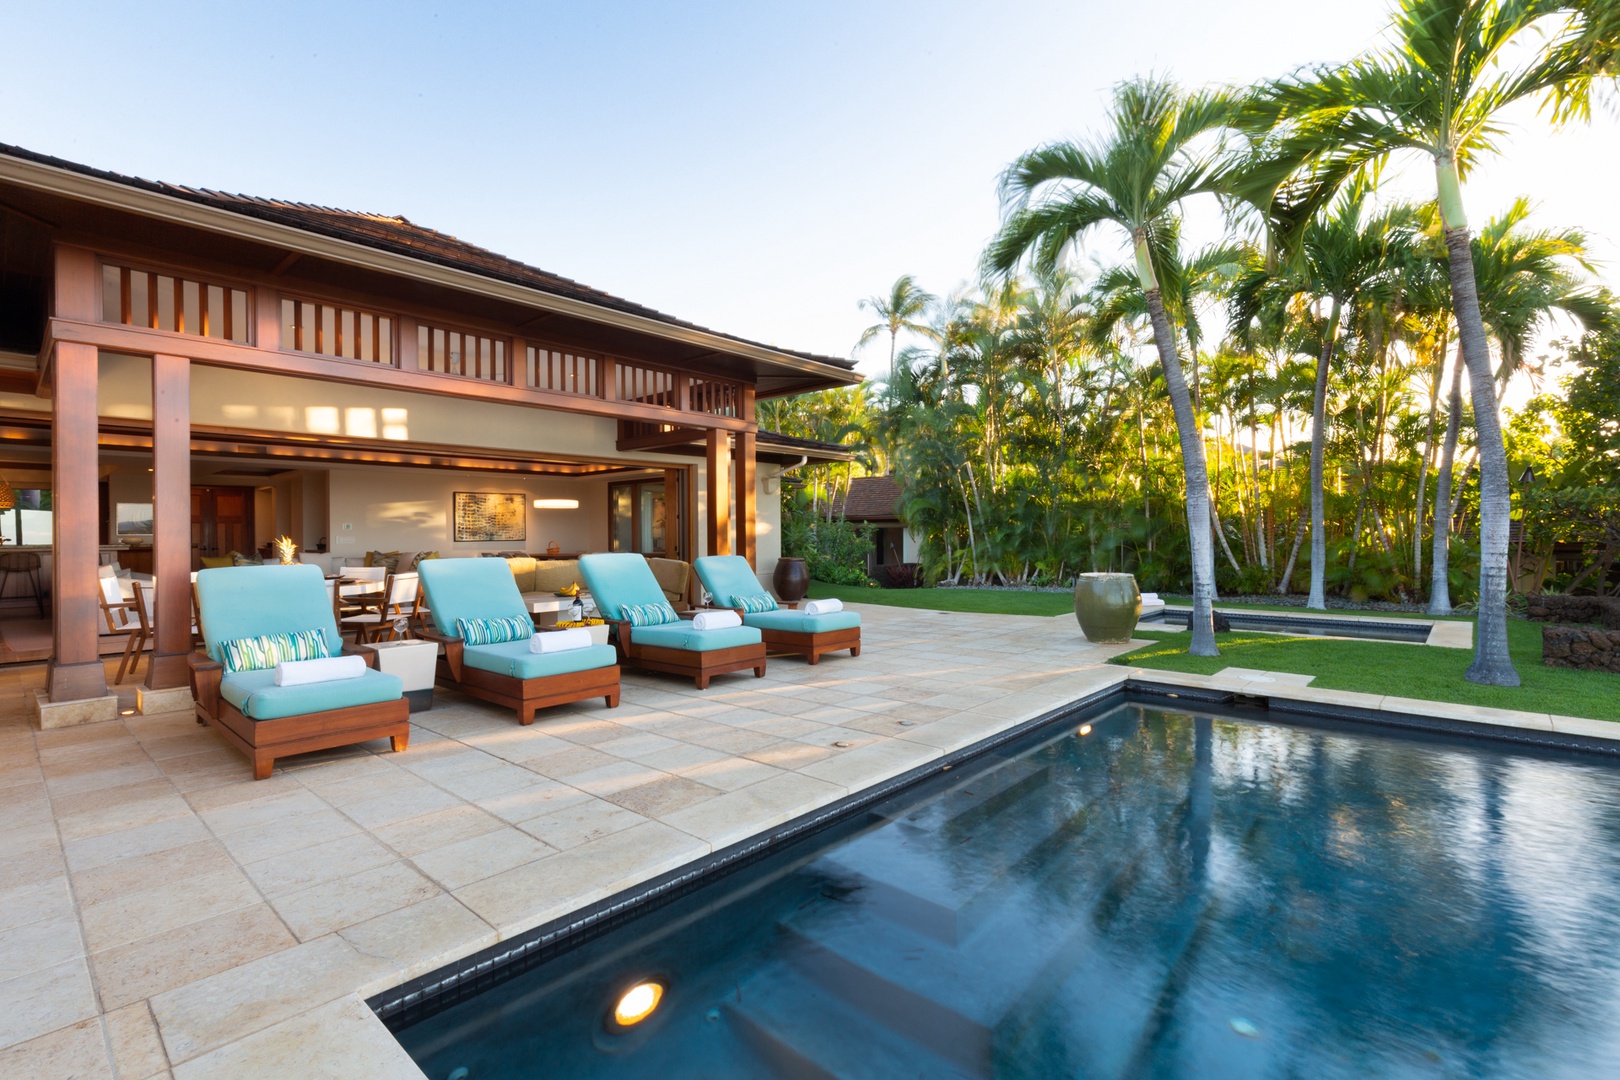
xmin=0 ymin=143 xmax=854 ymax=371
xmin=756 ymin=429 xmax=855 ymax=459
xmin=832 ymin=475 xmax=902 ymax=521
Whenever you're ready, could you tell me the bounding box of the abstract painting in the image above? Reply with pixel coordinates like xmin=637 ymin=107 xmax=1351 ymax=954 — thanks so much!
xmin=453 ymin=492 xmax=526 ymax=543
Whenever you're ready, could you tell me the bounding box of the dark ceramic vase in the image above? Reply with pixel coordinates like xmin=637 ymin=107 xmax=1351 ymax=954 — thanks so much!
xmin=1073 ymin=572 xmax=1142 ymax=643
xmin=773 ymin=557 xmax=810 ymax=602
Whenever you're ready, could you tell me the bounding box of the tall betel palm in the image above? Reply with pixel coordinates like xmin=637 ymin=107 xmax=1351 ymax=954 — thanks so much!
xmin=985 ymin=77 xmax=1237 ymax=657
xmin=856 ymin=275 xmax=938 ymax=373
xmin=1247 ymin=0 xmax=1618 ymax=686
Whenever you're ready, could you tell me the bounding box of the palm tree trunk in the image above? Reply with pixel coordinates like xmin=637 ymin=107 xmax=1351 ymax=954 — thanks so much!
xmin=1307 ymin=299 xmax=1339 ymax=610
xmin=1278 ymin=513 xmax=1307 ymax=594
xmin=1429 ymin=342 xmax=1465 ymax=615
xmin=1144 ymin=287 xmax=1218 ymax=656
xmin=1413 ymin=331 xmax=1446 ymax=589
xmin=1444 ymin=224 xmax=1519 ymax=686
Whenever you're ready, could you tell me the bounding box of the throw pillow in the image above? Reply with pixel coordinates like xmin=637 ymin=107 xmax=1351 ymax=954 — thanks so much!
xmin=412 ymin=551 xmax=440 ymax=568
xmin=365 ymin=550 xmax=402 ymax=572
xmin=621 ymin=601 xmax=680 ymax=627
xmin=219 ymin=628 xmax=330 ymax=673
xmin=455 ymin=616 xmax=534 ymax=645
xmin=230 ymin=551 xmax=263 ymax=566
xmin=734 ymin=592 xmax=779 ymax=614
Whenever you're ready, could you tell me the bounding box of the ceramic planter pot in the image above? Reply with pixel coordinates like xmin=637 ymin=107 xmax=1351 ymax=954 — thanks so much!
xmin=1073 ymin=572 xmax=1142 ymax=643
xmin=773 ymin=557 xmax=810 ymax=602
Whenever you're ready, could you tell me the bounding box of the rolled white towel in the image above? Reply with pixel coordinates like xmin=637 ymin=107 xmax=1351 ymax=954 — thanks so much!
xmin=274 ymin=655 xmax=367 ymax=686
xmin=530 ymin=628 xmax=594 ymax=653
xmin=802 ymin=598 xmax=843 ymax=615
xmin=1140 ymin=592 xmax=1161 ymax=604
xmin=691 ymin=609 xmax=742 ymax=631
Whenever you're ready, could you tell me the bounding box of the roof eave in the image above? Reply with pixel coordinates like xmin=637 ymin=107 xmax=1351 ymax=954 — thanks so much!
xmin=0 ymin=153 xmax=861 ymax=389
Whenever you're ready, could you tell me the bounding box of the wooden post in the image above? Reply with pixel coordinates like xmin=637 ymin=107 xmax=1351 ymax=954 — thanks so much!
xmin=706 ymin=428 xmax=731 ymax=557
xmin=735 ymin=430 xmax=756 ymax=567
xmin=145 ymin=353 xmax=191 ymax=690
xmin=48 ymin=342 xmax=109 ymax=703
xmin=663 ymin=468 xmax=683 ymax=561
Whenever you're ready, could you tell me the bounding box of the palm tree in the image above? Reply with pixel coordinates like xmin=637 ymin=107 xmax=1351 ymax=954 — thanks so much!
xmin=856 ymin=275 xmax=938 ymax=374
xmin=1244 ymin=0 xmax=1617 ymax=685
xmin=1429 ymin=201 xmax=1612 ymax=611
xmin=1232 ymin=186 xmax=1418 ymax=609
xmin=985 ymin=77 xmax=1238 ymax=657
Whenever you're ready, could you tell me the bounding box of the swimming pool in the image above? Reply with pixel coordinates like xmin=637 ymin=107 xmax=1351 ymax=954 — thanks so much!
xmin=390 ymin=701 xmax=1620 ymax=1078
xmin=1151 ymin=608 xmax=1435 ymax=643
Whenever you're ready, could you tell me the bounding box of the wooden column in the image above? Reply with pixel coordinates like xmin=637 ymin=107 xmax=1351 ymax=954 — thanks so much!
xmin=706 ymin=428 xmax=731 ymax=557
xmin=49 ymin=341 xmax=108 ymax=702
xmin=663 ymin=468 xmax=684 ymax=561
xmin=145 ymin=353 xmax=191 ymax=690
xmin=735 ymin=430 xmax=756 ymax=567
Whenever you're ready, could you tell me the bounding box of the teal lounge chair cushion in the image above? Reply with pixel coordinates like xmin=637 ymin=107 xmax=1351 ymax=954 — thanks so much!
xmin=578 ymin=553 xmax=669 ymax=621
xmin=195 ymin=564 xmax=344 ymax=664
xmin=219 ymin=667 xmax=404 ymax=721
xmin=627 ymin=622 xmax=761 ymax=652
xmin=742 ymin=609 xmax=861 ymax=633
xmin=461 ymin=641 xmax=619 ymax=680
xmin=417 ymin=558 xmax=532 ymax=638
xmin=693 ymin=555 xmax=772 ymax=609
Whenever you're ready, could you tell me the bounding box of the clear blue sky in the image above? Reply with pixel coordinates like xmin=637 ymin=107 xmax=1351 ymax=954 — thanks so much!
xmin=5 ymin=1 xmax=1614 ymax=373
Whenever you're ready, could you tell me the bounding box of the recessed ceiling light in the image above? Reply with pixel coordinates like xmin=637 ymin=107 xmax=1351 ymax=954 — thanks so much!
xmin=612 ymin=981 xmax=664 ymax=1027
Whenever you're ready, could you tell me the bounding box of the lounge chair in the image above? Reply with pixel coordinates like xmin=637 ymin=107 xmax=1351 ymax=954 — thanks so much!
xmin=416 ymin=558 xmax=620 ymax=724
xmin=694 ymin=556 xmax=862 ymax=665
xmin=579 ymin=553 xmax=767 ymax=689
xmin=189 ymin=564 xmax=410 ymax=780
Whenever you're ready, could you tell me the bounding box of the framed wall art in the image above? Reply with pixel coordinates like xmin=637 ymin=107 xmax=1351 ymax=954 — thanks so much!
xmin=452 ymin=491 xmax=526 ymax=543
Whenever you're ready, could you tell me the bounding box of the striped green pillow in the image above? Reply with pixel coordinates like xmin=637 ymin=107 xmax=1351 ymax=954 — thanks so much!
xmin=735 ymin=592 xmax=779 ymax=614
xmin=621 ymin=601 xmax=679 ymax=627
xmin=455 ymin=616 xmax=534 ymax=645
xmin=219 ymin=629 xmax=330 ymax=673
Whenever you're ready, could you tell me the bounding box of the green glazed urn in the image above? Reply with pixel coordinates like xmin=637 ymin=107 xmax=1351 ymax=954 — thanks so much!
xmin=1073 ymin=572 xmax=1141 ymax=643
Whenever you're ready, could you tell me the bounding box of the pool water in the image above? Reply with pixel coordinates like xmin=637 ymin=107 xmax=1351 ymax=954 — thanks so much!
xmin=392 ymin=702 xmax=1620 ymax=1079
xmin=1155 ymin=609 xmax=1434 ymax=642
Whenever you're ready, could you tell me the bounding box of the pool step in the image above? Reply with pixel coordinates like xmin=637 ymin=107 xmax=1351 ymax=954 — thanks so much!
xmin=726 ymin=962 xmax=976 ymax=1080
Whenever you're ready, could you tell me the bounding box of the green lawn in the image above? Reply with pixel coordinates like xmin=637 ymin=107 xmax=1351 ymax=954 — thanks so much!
xmin=806 ymin=582 xmax=1618 ymax=722
xmin=804 ymin=582 xmax=1074 ymax=617
xmin=1115 ymin=619 xmax=1620 ymax=721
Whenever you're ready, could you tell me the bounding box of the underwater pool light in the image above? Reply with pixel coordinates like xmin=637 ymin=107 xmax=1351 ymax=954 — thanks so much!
xmin=1078 ymin=724 xmax=1093 ymax=736
xmin=612 ymin=981 xmax=664 ymax=1027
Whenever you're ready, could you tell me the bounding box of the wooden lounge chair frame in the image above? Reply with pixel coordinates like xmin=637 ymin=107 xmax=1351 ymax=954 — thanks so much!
xmin=415 ymin=627 xmax=621 ymax=725
xmin=610 ymin=617 xmax=767 ymax=690
xmin=188 ymin=643 xmax=410 ymax=780
xmin=715 ymin=600 xmax=861 ymax=665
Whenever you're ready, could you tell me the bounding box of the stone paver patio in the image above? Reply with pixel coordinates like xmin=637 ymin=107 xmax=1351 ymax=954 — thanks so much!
xmin=0 ymin=604 xmax=1139 ymax=1079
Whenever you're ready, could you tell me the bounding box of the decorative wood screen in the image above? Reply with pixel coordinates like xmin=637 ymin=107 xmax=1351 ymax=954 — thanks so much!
xmin=527 ymin=345 xmax=600 ymax=396
xmin=419 ymin=323 xmax=508 ymax=382
xmin=689 ymin=377 xmax=739 ymax=418
xmin=280 ymin=298 xmax=393 ymax=362
xmin=101 ymin=263 xmax=250 ymax=343
xmin=615 ymin=361 xmax=676 ymax=407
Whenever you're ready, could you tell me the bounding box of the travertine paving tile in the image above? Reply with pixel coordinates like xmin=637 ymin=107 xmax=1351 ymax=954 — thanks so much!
xmin=513 ymin=796 xmax=646 ymax=850
xmin=660 ymin=771 xmax=846 ymax=849
xmin=271 ymin=862 xmax=440 ymax=941
xmin=241 ymin=833 xmax=396 ymax=897
xmin=0 ymin=958 xmax=98 ymax=1049
xmin=90 ymin=904 xmax=296 ymax=1012
xmin=0 ymin=1017 xmax=112 ymax=1079
xmin=0 ymin=915 xmax=83 ymax=983
xmin=170 ymin=994 xmax=423 ymax=1080
xmin=370 ymin=803 xmax=506 ymax=858
xmin=409 ymin=828 xmax=553 ymax=891
xmin=80 ymin=868 xmax=260 ymax=953
xmin=106 ymin=1001 xmax=170 ymax=1079
xmin=605 ymin=774 xmax=721 ymax=818
xmin=70 ymin=838 xmax=236 ymax=908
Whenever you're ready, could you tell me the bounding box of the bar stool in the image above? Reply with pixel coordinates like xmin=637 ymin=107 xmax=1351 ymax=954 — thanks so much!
xmin=0 ymin=551 xmax=44 ymax=618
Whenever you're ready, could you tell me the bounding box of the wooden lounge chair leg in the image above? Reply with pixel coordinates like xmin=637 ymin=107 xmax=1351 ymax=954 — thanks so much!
xmin=252 ymin=753 xmax=274 ymax=781
xmin=694 ymin=674 xmax=710 ymax=690
xmin=850 ymin=644 xmax=861 ymax=657
xmin=519 ymin=705 xmax=537 ymax=726
xmin=807 ymin=652 xmax=820 ymax=666
xmin=605 ymin=689 xmax=620 ymax=708
xmin=391 ymin=731 xmax=410 ymax=753
xmin=754 ymin=663 xmax=767 ymax=677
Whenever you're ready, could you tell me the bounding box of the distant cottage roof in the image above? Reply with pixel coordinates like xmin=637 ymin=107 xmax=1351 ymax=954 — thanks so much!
xmin=832 ymin=475 xmax=902 ymax=521
xmin=0 ymin=142 xmax=855 ymax=374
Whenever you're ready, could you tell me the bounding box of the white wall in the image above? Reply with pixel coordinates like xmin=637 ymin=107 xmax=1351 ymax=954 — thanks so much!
xmin=325 ymin=466 xmax=605 ymax=559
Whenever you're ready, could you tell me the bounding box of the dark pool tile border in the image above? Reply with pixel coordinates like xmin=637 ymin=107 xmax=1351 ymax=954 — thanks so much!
xmin=369 ymin=681 xmax=1127 ymax=1029
xmin=1124 ymin=677 xmax=1620 ymax=758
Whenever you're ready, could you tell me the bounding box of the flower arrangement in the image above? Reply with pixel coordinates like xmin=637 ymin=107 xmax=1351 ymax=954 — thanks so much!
xmin=555 ymin=618 xmax=605 ymax=628
xmin=273 ymin=535 xmax=299 ymax=564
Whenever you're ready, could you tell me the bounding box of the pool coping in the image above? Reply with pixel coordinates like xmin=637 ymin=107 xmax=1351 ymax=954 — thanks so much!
xmin=1145 ymin=605 xmax=1471 ymax=648
xmin=370 ymin=667 xmax=1620 ymax=1040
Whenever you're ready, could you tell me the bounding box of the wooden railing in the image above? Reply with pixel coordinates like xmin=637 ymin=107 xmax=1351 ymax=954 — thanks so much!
xmin=527 ymin=345 xmax=600 ymax=396
xmin=418 ymin=322 xmax=509 ymax=383
xmin=100 ymin=262 xmax=250 ymax=343
xmin=281 ymin=297 xmax=393 ymax=362
xmin=689 ymin=377 xmax=738 ymax=418
xmin=615 ymin=359 xmax=676 ymax=408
